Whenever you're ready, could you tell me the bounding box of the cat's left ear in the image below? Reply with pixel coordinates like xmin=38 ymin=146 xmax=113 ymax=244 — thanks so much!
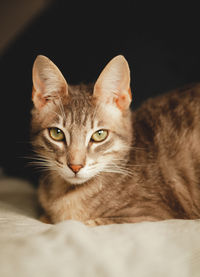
xmin=93 ymin=55 xmax=132 ymax=111
xmin=32 ymin=55 xmax=68 ymax=110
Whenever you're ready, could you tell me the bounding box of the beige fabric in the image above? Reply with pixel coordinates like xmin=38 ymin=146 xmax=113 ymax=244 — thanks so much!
xmin=0 ymin=176 xmax=200 ymax=277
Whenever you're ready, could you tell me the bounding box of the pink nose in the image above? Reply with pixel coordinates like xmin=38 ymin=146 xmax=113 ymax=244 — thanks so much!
xmin=68 ymin=164 xmax=83 ymax=173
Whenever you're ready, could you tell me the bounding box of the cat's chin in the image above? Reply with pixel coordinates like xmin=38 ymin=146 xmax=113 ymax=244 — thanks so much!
xmin=65 ymin=176 xmax=90 ymax=185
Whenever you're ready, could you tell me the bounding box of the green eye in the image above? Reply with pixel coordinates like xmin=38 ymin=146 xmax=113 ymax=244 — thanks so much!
xmin=91 ymin=129 xmax=108 ymax=142
xmin=49 ymin=127 xmax=65 ymax=141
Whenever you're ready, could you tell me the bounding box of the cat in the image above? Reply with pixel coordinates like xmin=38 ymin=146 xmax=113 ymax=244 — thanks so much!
xmin=31 ymin=54 xmax=200 ymax=226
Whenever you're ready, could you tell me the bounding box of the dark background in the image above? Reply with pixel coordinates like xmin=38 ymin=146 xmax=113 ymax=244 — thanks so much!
xmin=0 ymin=0 xmax=200 ymax=183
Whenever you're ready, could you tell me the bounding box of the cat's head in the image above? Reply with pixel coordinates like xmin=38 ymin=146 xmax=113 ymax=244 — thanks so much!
xmin=31 ymin=55 xmax=133 ymax=185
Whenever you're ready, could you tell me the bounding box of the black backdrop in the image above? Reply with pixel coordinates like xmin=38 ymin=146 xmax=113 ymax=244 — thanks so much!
xmin=0 ymin=0 xmax=200 ymax=182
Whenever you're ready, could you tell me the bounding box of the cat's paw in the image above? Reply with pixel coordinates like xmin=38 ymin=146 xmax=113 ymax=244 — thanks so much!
xmin=39 ymin=214 xmax=52 ymax=224
xmin=84 ymin=218 xmax=109 ymax=226
xmin=84 ymin=219 xmax=98 ymax=227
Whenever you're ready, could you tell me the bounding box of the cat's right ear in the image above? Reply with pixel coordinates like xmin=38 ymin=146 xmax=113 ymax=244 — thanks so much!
xmin=32 ymin=55 xmax=68 ymax=110
xmin=93 ymin=55 xmax=132 ymax=111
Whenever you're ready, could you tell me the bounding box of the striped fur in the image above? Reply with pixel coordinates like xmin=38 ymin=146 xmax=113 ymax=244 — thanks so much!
xmin=31 ymin=55 xmax=200 ymax=226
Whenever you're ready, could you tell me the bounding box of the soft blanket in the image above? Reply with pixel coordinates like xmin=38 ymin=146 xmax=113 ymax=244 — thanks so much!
xmin=0 ymin=176 xmax=200 ymax=277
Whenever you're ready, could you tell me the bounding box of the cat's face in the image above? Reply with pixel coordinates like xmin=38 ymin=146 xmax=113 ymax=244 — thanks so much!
xmin=31 ymin=55 xmax=132 ymax=185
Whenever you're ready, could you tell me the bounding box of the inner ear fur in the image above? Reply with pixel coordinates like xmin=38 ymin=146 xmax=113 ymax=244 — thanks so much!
xmin=32 ymin=55 xmax=68 ymax=110
xmin=93 ymin=55 xmax=132 ymax=111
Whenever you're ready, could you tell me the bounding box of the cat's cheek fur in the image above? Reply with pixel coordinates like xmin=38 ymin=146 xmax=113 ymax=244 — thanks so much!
xmin=103 ymin=140 xmax=129 ymax=155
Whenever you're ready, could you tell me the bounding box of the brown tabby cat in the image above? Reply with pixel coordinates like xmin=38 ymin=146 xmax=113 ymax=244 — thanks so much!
xmin=31 ymin=54 xmax=200 ymax=226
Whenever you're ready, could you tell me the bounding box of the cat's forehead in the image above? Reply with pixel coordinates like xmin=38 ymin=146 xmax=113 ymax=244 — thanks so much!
xmin=49 ymin=83 xmax=122 ymax=130
xmin=68 ymin=84 xmax=94 ymax=96
xmin=54 ymin=84 xmax=100 ymax=128
xmin=68 ymin=85 xmax=93 ymax=110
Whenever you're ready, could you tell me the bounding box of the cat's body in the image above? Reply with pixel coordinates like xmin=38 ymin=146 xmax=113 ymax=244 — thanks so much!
xmin=31 ymin=55 xmax=200 ymax=226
